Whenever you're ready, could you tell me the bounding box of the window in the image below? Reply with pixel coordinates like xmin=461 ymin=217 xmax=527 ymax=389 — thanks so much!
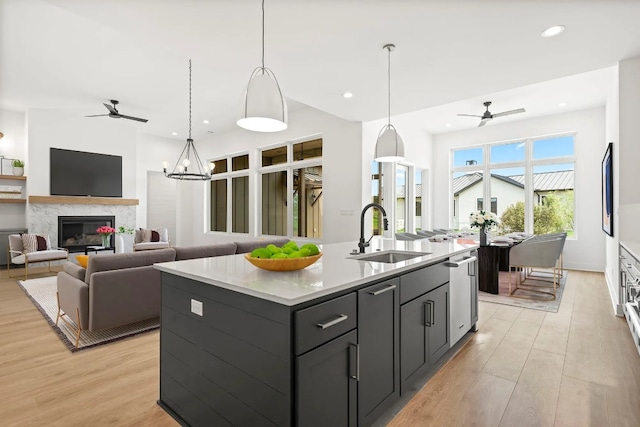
xmin=396 ymin=165 xmax=408 ymax=232
xmin=452 ymin=134 xmax=575 ymax=236
xmin=371 ymin=161 xmax=384 ymax=235
xmin=209 ymin=153 xmax=249 ymax=233
xmin=260 ymin=138 xmax=323 ymax=238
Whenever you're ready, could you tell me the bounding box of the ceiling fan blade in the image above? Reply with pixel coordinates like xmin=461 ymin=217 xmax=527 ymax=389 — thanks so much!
xmin=492 ymin=108 xmax=525 ymax=118
xmin=457 ymin=113 xmax=483 ymax=118
xmin=478 ymin=118 xmax=490 ymax=127
xmin=85 ymin=114 xmax=110 ymax=117
xmin=103 ymin=103 xmax=118 ymax=114
xmin=119 ymin=114 xmax=149 ymax=123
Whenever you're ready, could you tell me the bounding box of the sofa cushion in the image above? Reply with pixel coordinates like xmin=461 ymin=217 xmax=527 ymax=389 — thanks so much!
xmin=84 ymin=247 xmax=176 ymax=284
xmin=174 ymin=243 xmax=237 ymax=261
xmin=234 ymin=238 xmax=291 ymax=254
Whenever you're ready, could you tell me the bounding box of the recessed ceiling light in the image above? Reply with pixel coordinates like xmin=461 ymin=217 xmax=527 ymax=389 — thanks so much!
xmin=446 ymin=123 xmax=452 ymax=128
xmin=541 ymin=25 xmax=565 ymax=38
xmin=558 ymin=102 xmax=568 ymax=107
xmin=203 ymin=120 xmax=209 ymax=124
xmin=342 ymin=92 xmax=353 ymax=99
xmin=171 ymin=132 xmax=178 ymax=136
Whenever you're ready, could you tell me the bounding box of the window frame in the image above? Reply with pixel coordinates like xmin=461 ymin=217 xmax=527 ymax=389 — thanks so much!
xmin=207 ymin=151 xmax=251 ymax=235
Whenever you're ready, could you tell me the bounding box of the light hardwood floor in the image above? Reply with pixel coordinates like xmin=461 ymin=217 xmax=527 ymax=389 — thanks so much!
xmin=1 ymin=267 xmax=638 ymax=426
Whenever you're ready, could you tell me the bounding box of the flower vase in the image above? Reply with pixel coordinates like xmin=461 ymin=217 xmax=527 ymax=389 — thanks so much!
xmin=101 ymin=234 xmax=110 ymax=248
xmin=479 ymin=228 xmax=488 ymax=246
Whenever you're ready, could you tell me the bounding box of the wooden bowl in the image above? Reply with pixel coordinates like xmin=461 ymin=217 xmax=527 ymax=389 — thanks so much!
xmin=244 ymin=253 xmax=322 ymax=271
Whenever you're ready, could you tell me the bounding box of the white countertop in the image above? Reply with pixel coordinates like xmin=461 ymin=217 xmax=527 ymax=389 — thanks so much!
xmin=154 ymin=238 xmax=478 ymax=306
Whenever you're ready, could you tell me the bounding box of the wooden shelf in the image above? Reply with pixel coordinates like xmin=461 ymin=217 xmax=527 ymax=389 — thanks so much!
xmin=29 ymin=195 xmax=139 ymax=205
xmin=0 ymin=175 xmax=27 ymax=181
xmin=0 ymin=199 xmax=26 ymax=204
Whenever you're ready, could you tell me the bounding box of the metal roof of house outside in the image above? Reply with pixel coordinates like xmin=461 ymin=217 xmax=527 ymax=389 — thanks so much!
xmin=452 ymin=170 xmax=574 ymax=195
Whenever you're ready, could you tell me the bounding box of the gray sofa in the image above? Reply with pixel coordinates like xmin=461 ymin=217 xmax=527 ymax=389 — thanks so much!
xmin=55 ymin=238 xmax=290 ymax=347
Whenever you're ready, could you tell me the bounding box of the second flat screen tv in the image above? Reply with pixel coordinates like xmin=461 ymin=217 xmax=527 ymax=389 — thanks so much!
xmin=50 ymin=148 xmax=123 ymax=197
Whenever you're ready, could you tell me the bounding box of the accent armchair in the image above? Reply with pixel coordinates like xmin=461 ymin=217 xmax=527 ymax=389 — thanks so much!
xmin=508 ymin=235 xmax=565 ymax=300
xmin=133 ymin=228 xmax=170 ymax=251
xmin=7 ymin=234 xmax=69 ymax=280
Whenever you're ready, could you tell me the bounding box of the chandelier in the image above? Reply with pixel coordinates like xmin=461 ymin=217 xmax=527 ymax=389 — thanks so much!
xmin=163 ymin=60 xmax=214 ymax=180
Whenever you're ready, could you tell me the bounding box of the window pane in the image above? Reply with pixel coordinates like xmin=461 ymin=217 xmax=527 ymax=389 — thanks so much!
xmin=453 ymin=171 xmax=483 ymax=229
xmin=533 ymin=135 xmax=574 ymax=159
xmin=211 ymin=159 xmax=227 ymax=175
xmin=453 ymin=147 xmax=483 ymax=167
xmin=210 ymin=179 xmax=227 ymax=232
xmin=232 ymin=154 xmax=249 ymax=171
xmin=396 ymin=165 xmax=408 ymax=232
xmin=293 ymin=166 xmax=322 ymax=238
xmin=232 ymin=176 xmax=249 ymax=233
xmin=262 ymin=171 xmax=287 ymax=236
xmin=490 ymin=141 xmax=525 ymax=164
xmin=293 ymin=138 xmax=322 ymax=161
xmin=488 ymin=166 xmax=525 ymax=233
xmin=262 ymin=146 xmax=287 ymax=167
xmin=372 ymin=161 xmax=384 ymax=235
xmin=533 ymin=163 xmax=574 ymax=235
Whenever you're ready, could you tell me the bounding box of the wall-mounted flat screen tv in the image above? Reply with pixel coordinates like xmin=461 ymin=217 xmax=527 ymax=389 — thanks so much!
xmin=50 ymin=148 xmax=122 ymax=197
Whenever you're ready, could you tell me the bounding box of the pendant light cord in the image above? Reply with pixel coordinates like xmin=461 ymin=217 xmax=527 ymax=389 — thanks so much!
xmin=387 ymin=46 xmax=391 ymax=126
xmin=261 ymin=0 xmax=265 ymax=69
xmin=188 ymin=59 xmax=192 ymax=140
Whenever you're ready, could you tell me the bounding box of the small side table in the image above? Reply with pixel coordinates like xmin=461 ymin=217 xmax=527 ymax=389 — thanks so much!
xmin=85 ymin=246 xmax=116 ymax=255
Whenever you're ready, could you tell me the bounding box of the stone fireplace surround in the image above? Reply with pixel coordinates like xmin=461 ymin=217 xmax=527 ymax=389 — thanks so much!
xmin=28 ymin=201 xmax=136 ymax=252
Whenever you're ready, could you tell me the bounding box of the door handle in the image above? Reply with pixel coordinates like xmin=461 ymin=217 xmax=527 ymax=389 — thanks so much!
xmin=316 ymin=314 xmax=348 ymax=329
xmin=424 ymin=300 xmax=434 ymax=327
xmin=368 ymin=284 xmax=396 ymax=296
xmin=349 ymin=343 xmax=359 ymax=381
xmin=443 ymin=256 xmax=477 ymax=268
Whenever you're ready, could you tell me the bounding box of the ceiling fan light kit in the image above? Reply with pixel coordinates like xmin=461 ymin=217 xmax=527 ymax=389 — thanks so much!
xmin=163 ymin=60 xmax=214 ymax=181
xmin=374 ymin=43 xmax=405 ymax=163
xmin=237 ymin=0 xmax=287 ymax=132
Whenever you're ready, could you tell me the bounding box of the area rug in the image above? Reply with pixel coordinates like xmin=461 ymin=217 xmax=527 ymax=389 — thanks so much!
xmin=17 ymin=276 xmax=159 ymax=352
xmin=478 ymin=270 xmax=567 ymax=312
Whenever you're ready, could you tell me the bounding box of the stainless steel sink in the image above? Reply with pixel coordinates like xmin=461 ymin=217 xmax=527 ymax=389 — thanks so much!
xmin=348 ymin=250 xmax=431 ymax=263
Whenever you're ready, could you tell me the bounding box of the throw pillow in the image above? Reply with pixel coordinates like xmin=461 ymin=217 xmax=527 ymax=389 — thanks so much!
xmin=134 ymin=229 xmax=143 ymax=244
xmin=141 ymin=228 xmax=152 ymax=243
xmin=151 ymin=230 xmax=160 ymax=242
xmin=21 ymin=234 xmax=51 ymax=253
xmin=75 ymin=255 xmax=89 ymax=268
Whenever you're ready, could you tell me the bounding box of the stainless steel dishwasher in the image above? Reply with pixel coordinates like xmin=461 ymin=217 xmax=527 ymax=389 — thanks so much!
xmin=445 ymin=251 xmax=478 ymax=346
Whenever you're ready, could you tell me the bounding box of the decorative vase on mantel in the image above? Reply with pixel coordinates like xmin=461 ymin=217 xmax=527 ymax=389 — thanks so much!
xmin=479 ymin=228 xmax=488 ymax=247
xmin=13 ymin=167 xmax=24 ymax=176
xmin=101 ymin=234 xmax=110 ymax=248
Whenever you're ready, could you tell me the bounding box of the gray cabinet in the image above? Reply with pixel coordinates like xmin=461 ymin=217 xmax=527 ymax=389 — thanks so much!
xmin=400 ymin=283 xmax=450 ymax=392
xmin=357 ymin=279 xmax=400 ymax=426
xmin=296 ymin=330 xmax=358 ymax=427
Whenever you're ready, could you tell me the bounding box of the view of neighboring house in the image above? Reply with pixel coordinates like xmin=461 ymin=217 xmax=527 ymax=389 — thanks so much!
xmin=453 ymin=170 xmax=574 ymax=229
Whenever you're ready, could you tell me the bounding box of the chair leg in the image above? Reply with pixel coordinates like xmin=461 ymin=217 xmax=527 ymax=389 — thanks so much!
xmin=55 ymin=292 xmax=62 ymax=326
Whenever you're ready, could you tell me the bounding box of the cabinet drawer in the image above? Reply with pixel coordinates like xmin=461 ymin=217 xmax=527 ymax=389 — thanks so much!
xmin=400 ymin=261 xmax=449 ymax=305
xmin=295 ymin=293 xmax=357 ymax=355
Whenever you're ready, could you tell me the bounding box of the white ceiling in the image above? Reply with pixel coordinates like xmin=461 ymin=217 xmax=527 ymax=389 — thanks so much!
xmin=1 ymin=0 xmax=639 ymax=141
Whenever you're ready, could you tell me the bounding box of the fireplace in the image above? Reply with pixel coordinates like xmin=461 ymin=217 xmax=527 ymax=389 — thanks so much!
xmin=58 ymin=216 xmax=116 ymax=253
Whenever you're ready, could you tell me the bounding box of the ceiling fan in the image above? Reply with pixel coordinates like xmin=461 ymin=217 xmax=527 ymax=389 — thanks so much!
xmin=458 ymin=101 xmax=525 ymax=127
xmin=85 ymin=100 xmax=148 ymax=123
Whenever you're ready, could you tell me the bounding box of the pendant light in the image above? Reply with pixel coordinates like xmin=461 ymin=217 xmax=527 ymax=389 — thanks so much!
xmin=237 ymin=0 xmax=288 ymax=132
xmin=374 ymin=44 xmax=405 ymax=163
xmin=162 ymin=60 xmax=214 ymax=180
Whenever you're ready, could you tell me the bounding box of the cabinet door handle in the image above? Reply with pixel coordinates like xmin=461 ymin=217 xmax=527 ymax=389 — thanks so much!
xmin=316 ymin=314 xmax=348 ymax=329
xmin=424 ymin=301 xmax=432 ymax=327
xmin=368 ymin=284 xmax=396 ymax=296
xmin=349 ymin=343 xmax=360 ymax=381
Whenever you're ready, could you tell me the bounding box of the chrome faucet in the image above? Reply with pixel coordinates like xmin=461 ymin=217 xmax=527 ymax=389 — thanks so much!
xmin=359 ymin=203 xmax=388 ymax=253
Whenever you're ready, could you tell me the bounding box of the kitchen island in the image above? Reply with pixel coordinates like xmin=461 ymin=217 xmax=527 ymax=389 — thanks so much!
xmin=155 ymin=238 xmax=478 ymax=426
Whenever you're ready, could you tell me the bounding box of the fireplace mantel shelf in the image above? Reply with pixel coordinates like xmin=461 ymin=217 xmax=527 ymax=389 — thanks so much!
xmin=29 ymin=196 xmax=139 ymax=205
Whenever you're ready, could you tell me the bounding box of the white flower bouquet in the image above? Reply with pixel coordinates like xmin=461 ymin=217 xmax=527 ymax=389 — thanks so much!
xmin=469 ymin=210 xmax=499 ymax=230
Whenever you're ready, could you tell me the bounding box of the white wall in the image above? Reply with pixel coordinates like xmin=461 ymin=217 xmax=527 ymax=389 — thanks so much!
xmin=433 ymin=107 xmax=606 ymax=271
xmin=26 ymin=109 xmax=137 ymax=198
xmin=0 ymin=108 xmax=26 ymax=166
xmin=175 ymin=106 xmax=364 ymax=246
